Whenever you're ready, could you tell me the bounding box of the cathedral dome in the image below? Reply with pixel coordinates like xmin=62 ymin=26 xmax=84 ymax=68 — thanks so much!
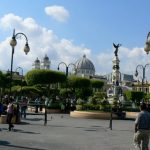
xmin=43 ymin=54 xmax=49 ymax=61
xmin=34 ymin=57 xmax=40 ymax=63
xmin=75 ymin=54 xmax=95 ymax=76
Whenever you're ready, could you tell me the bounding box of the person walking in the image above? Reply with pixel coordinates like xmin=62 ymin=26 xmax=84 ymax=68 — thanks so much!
xmin=134 ymin=102 xmax=150 ymax=150
xmin=0 ymin=101 xmax=3 ymax=116
xmin=35 ymin=97 xmax=40 ymax=113
xmin=20 ymin=97 xmax=28 ymax=119
xmin=6 ymin=98 xmax=14 ymax=131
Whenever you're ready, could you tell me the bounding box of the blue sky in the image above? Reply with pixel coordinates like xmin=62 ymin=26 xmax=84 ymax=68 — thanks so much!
xmin=0 ymin=0 xmax=150 ymax=79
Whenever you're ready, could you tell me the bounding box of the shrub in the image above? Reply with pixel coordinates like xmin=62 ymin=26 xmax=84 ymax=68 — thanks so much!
xmin=47 ymin=103 xmax=60 ymax=109
xmin=76 ymin=105 xmax=83 ymax=110
xmin=100 ymin=104 xmax=111 ymax=112
xmin=76 ymin=98 xmax=84 ymax=105
xmin=83 ymin=103 xmax=100 ymax=110
xmin=122 ymin=107 xmax=140 ymax=112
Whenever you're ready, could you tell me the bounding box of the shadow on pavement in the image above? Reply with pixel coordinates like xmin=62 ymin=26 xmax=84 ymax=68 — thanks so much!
xmin=20 ymin=121 xmax=30 ymax=125
xmin=22 ymin=118 xmax=43 ymax=121
xmin=13 ymin=129 xmax=41 ymax=134
xmin=91 ymin=125 xmax=103 ymax=127
xmin=0 ymin=140 xmax=45 ymax=150
xmin=1 ymin=128 xmax=40 ymax=134
xmin=0 ymin=140 xmax=10 ymax=145
xmin=48 ymin=125 xmax=67 ymax=128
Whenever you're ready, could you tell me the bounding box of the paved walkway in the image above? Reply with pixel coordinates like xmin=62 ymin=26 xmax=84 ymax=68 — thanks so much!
xmin=0 ymin=114 xmax=139 ymax=150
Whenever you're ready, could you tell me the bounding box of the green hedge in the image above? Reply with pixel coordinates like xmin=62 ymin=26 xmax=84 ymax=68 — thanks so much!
xmin=76 ymin=105 xmax=83 ymax=111
xmin=76 ymin=104 xmax=111 ymax=111
xmin=83 ymin=104 xmax=100 ymax=110
xmin=122 ymin=107 xmax=140 ymax=112
xmin=47 ymin=103 xmax=61 ymax=109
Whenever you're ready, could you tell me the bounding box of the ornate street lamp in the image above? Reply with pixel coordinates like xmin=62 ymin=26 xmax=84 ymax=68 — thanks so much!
xmin=15 ymin=67 xmax=23 ymax=95
xmin=57 ymin=62 xmax=76 ymax=77
xmin=9 ymin=29 xmax=30 ymax=95
xmin=57 ymin=62 xmax=76 ymax=113
xmin=135 ymin=64 xmax=150 ymax=92
xmin=144 ymin=32 xmax=150 ymax=54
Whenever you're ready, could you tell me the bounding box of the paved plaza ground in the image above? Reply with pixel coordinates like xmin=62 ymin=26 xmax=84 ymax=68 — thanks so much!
xmin=0 ymin=113 xmax=141 ymax=150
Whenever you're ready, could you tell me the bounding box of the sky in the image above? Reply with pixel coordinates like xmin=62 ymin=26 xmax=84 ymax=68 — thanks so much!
xmin=0 ymin=0 xmax=150 ymax=80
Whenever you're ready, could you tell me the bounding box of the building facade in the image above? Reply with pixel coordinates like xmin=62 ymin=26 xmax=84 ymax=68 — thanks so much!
xmin=32 ymin=54 xmax=50 ymax=70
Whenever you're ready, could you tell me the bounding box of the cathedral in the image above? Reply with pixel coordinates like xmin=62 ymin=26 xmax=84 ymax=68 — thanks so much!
xmin=32 ymin=54 xmax=98 ymax=78
xmin=32 ymin=54 xmax=50 ymax=70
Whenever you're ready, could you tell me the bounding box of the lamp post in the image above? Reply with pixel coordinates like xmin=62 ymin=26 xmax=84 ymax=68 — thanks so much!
xmin=57 ymin=62 xmax=76 ymax=112
xmin=9 ymin=29 xmax=30 ymax=96
xmin=144 ymin=32 xmax=150 ymax=54
xmin=57 ymin=62 xmax=76 ymax=77
xmin=135 ymin=64 xmax=150 ymax=93
xmin=15 ymin=67 xmax=23 ymax=96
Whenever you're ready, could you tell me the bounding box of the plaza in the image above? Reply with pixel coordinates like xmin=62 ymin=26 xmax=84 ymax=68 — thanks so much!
xmin=0 ymin=114 xmax=137 ymax=150
xmin=1 ymin=1 xmax=150 ymax=150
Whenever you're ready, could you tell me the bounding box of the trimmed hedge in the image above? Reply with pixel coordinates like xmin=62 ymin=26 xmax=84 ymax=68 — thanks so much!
xmin=76 ymin=104 xmax=111 ymax=112
xmin=47 ymin=103 xmax=61 ymax=109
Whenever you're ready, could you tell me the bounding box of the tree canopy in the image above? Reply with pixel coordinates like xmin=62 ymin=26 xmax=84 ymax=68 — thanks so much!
xmin=67 ymin=75 xmax=91 ymax=88
xmin=25 ymin=69 xmax=67 ymax=85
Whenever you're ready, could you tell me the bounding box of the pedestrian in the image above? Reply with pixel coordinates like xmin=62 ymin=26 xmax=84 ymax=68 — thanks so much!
xmin=15 ymin=101 xmax=20 ymax=123
xmin=20 ymin=97 xmax=28 ymax=118
xmin=35 ymin=97 xmax=40 ymax=113
xmin=6 ymin=98 xmax=14 ymax=131
xmin=134 ymin=102 xmax=150 ymax=150
xmin=0 ymin=101 xmax=3 ymax=116
xmin=61 ymin=103 xmax=65 ymax=113
xmin=39 ymin=97 xmax=43 ymax=111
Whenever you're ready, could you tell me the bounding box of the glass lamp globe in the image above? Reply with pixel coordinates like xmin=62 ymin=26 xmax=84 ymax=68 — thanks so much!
xmin=24 ymin=43 xmax=30 ymax=55
xmin=144 ymin=44 xmax=150 ymax=54
xmin=10 ymin=37 xmax=17 ymax=47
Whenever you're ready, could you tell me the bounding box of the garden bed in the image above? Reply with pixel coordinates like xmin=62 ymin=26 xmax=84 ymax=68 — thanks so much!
xmin=125 ymin=111 xmax=139 ymax=119
xmin=70 ymin=111 xmax=139 ymax=120
xmin=70 ymin=111 xmax=118 ymax=119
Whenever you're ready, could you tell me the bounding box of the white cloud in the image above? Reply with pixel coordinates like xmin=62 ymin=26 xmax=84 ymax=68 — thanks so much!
xmin=0 ymin=13 xmax=89 ymax=74
xmin=0 ymin=13 xmax=149 ymax=80
xmin=0 ymin=13 xmax=23 ymax=29
xmin=94 ymin=46 xmax=149 ymax=77
xmin=45 ymin=5 xmax=69 ymax=22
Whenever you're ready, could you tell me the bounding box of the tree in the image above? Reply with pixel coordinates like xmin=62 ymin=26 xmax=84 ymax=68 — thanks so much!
xmin=11 ymin=85 xmax=42 ymax=97
xmin=124 ymin=91 xmax=144 ymax=104
xmin=0 ymin=71 xmax=10 ymax=96
xmin=25 ymin=69 xmax=66 ymax=97
xmin=67 ymin=75 xmax=92 ymax=101
xmin=90 ymin=79 xmax=104 ymax=89
xmin=25 ymin=69 xmax=66 ymax=85
xmin=68 ymin=75 xmax=91 ymax=88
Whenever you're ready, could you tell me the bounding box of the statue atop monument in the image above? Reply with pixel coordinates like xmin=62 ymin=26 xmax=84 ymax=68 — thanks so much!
xmin=113 ymin=43 xmax=121 ymax=56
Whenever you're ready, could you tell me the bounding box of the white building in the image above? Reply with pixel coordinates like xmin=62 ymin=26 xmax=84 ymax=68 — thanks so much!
xmin=32 ymin=54 xmax=50 ymax=70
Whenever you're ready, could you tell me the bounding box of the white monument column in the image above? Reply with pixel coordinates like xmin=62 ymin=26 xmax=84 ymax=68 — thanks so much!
xmin=112 ymin=56 xmax=120 ymax=95
xmin=112 ymin=43 xmax=121 ymax=97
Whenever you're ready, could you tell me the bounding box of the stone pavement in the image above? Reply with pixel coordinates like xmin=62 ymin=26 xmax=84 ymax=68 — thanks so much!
xmin=0 ymin=114 xmax=140 ymax=150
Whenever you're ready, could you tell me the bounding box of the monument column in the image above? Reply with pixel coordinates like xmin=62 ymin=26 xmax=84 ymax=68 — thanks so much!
xmin=112 ymin=43 xmax=121 ymax=96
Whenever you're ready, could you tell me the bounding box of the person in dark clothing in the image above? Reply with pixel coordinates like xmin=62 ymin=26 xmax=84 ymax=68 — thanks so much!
xmin=0 ymin=101 xmax=3 ymax=116
xmin=15 ymin=102 xmax=20 ymax=123
xmin=134 ymin=102 xmax=150 ymax=149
